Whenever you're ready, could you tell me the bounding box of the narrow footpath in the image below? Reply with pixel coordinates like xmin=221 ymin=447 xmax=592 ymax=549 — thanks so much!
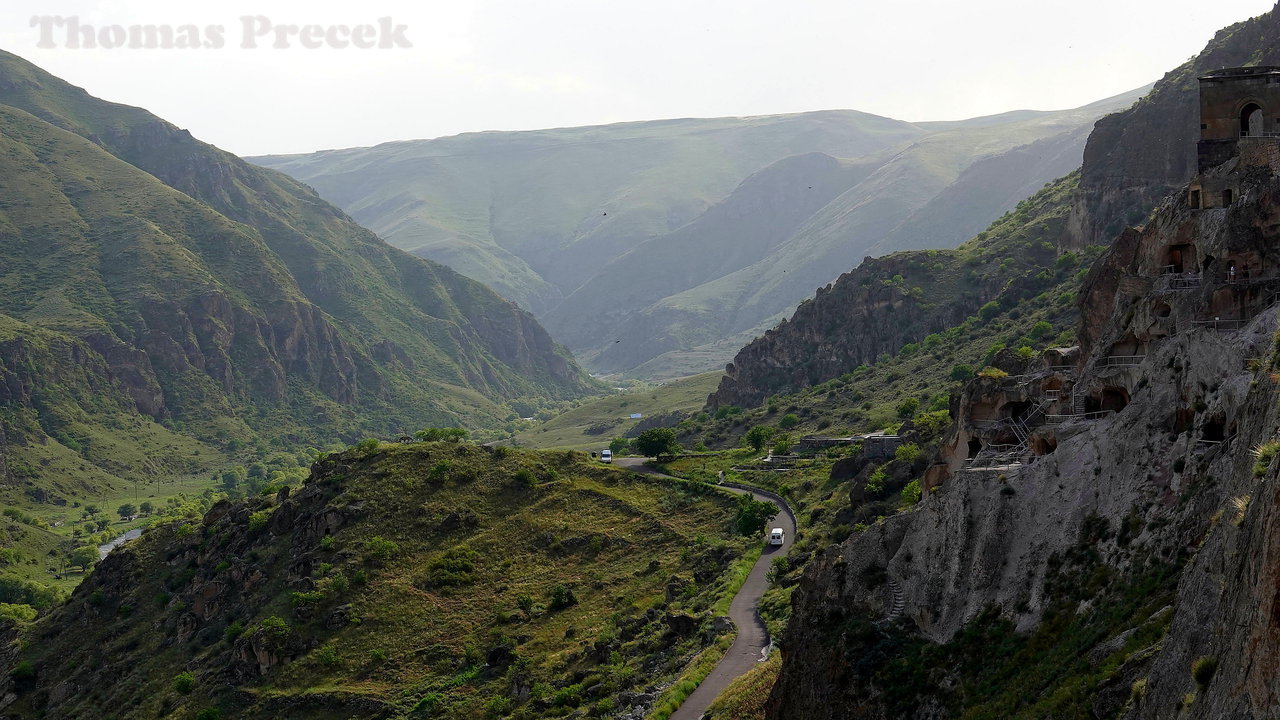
xmin=617 ymin=458 xmax=796 ymax=720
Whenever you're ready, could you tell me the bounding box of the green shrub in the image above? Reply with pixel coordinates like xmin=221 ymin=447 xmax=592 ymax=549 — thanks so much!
xmin=772 ymin=437 xmax=793 ymax=455
xmin=315 ymin=644 xmax=341 ymax=667
xmin=978 ymin=301 xmax=1001 ymax=321
xmin=1016 ymin=346 xmax=1036 ymax=361
xmin=978 ymin=366 xmax=1009 ymax=379
xmin=11 ymin=660 xmax=34 ymax=680
xmin=1191 ymin=656 xmax=1217 ymax=686
xmin=865 ymin=467 xmax=888 ymax=497
xmin=744 ymin=426 xmax=775 ymax=452
xmin=259 ymin=616 xmax=290 ymax=645
xmin=364 ymin=536 xmax=400 ymax=565
xmin=1254 ymin=440 xmax=1280 ymax=476
xmin=173 ymin=670 xmax=195 ymax=694
xmin=195 ymin=709 xmax=221 ymax=720
xmin=894 ymin=443 xmax=921 ymax=463
xmin=425 ymin=547 xmax=479 ymax=588
xmin=0 ymin=603 xmax=37 ymax=623
xmin=354 ymin=438 xmax=380 ymax=454
xmin=247 ymin=510 xmax=271 ymax=532
xmin=895 ymin=398 xmax=920 ymax=418
xmin=777 ymin=413 xmax=801 ymax=430
xmin=900 ymin=480 xmax=922 ymax=506
xmin=290 ymin=590 xmax=325 ymax=606
xmin=915 ymin=410 xmax=951 ymax=439
xmin=548 ymin=584 xmax=577 ymax=611
xmin=949 ymin=364 xmax=975 ymax=381
xmin=734 ymin=494 xmax=779 ymax=536
xmin=414 ymin=427 xmax=469 ymax=442
xmin=485 ymin=696 xmax=512 ymax=717
xmin=634 ymin=427 xmax=681 ymax=458
xmin=514 ymin=468 xmax=537 ymax=488
xmin=714 ymin=406 xmax=744 ymax=420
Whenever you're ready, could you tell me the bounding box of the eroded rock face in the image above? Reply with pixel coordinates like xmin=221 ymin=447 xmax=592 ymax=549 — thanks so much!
xmin=767 ymin=153 xmax=1280 ymax=719
xmin=708 ymin=254 xmax=1021 ymax=411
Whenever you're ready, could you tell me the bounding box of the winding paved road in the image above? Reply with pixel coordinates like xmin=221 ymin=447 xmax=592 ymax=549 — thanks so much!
xmin=617 ymin=458 xmax=795 ymax=720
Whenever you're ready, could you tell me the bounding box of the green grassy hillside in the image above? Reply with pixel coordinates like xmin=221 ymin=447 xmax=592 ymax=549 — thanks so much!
xmin=0 ymin=51 xmax=598 ymax=601
xmin=515 ymin=372 xmax=723 ymax=451
xmin=8 ymin=442 xmax=754 ymax=720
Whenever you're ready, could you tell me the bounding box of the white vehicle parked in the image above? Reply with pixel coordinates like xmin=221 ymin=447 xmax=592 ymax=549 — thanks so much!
xmin=600 ymin=449 xmax=613 ymax=463
xmin=769 ymin=527 xmax=785 ymax=546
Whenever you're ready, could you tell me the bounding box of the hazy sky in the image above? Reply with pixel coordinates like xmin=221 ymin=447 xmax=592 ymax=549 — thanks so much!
xmin=1 ymin=0 xmax=1274 ymax=156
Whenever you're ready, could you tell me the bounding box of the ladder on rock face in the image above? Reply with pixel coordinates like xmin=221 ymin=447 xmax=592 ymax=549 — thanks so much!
xmin=883 ymin=578 xmax=905 ymax=624
xmin=1010 ymin=418 xmax=1030 ymax=446
xmin=1072 ymin=389 xmax=1087 ymax=416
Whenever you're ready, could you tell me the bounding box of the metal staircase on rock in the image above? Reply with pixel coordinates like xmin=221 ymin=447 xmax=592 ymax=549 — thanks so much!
xmin=879 ymin=578 xmax=905 ymax=625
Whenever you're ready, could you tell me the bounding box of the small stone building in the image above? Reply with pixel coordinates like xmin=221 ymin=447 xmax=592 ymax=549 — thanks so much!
xmin=1192 ymin=66 xmax=1280 ymax=209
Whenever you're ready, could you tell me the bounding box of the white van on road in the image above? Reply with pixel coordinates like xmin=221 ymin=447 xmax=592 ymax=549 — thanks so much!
xmin=769 ymin=528 xmax=785 ymax=546
xmin=600 ymin=449 xmax=613 ymax=463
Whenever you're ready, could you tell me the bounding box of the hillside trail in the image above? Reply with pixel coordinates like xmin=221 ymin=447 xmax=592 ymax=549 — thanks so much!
xmin=616 ymin=458 xmax=796 ymax=720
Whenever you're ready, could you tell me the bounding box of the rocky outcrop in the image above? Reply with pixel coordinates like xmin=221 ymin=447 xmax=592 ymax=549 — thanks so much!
xmin=708 ymin=249 xmax=1054 ymax=411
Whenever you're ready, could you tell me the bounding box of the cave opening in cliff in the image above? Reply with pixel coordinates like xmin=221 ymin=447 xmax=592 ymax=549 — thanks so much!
xmin=1001 ymin=400 xmax=1033 ymax=421
xmin=1108 ymin=333 xmax=1146 ymax=358
xmin=1031 ymin=435 xmax=1057 ymax=456
xmin=1163 ymin=244 xmax=1195 ymax=274
xmin=967 ymin=438 xmax=982 ymax=459
xmin=1241 ymin=102 xmax=1265 ymax=137
xmin=1169 ymin=408 xmax=1195 ymax=434
xmin=1099 ymin=386 xmax=1130 ymax=414
xmin=1203 ymin=415 xmax=1226 ymax=442
xmin=1153 ymin=301 xmax=1171 ymax=319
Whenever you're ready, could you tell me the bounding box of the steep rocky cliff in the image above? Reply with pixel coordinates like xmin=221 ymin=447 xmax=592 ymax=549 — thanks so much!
xmin=765 ymin=133 xmax=1280 ymax=719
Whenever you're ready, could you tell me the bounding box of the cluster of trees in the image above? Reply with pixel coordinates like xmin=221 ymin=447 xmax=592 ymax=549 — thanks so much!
xmin=742 ymin=426 xmax=794 ymax=455
xmin=414 ymin=427 xmax=469 ymax=442
xmin=631 ymin=428 xmax=681 ymax=459
xmin=217 ymin=452 xmax=311 ymax=499
xmin=734 ymin=494 xmax=779 ymax=535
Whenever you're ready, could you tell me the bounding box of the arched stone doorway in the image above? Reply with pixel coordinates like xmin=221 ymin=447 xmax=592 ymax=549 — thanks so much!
xmin=1240 ymin=102 xmax=1265 ymax=137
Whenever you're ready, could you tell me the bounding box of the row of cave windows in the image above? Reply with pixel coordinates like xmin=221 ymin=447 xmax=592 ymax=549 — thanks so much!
xmin=968 ymin=400 xmax=1229 ymax=459
xmin=1160 ymin=243 xmax=1256 ymax=276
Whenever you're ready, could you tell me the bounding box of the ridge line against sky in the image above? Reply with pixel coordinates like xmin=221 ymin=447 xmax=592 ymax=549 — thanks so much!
xmin=0 ymin=0 xmax=1273 ymax=156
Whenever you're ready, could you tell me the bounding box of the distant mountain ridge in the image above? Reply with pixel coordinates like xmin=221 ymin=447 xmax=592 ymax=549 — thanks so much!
xmin=254 ymin=88 xmax=1148 ymax=376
